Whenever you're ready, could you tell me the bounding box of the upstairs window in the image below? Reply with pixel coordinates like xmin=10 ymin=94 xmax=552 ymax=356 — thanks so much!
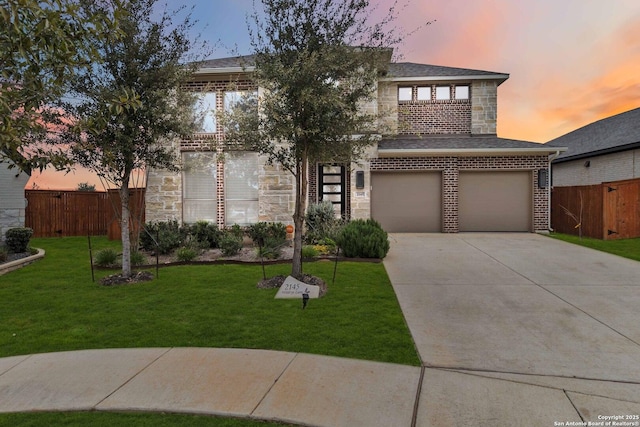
xmin=398 ymin=87 xmax=412 ymax=102
xmin=455 ymin=85 xmax=469 ymax=100
xmin=416 ymin=87 xmax=431 ymax=101
xmin=194 ymin=92 xmax=217 ymax=133
xmin=435 ymin=86 xmax=450 ymax=100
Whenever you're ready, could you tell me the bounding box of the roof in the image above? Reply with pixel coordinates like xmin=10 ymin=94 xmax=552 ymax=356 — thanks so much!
xmin=196 ymin=55 xmax=509 ymax=83
xmin=378 ymin=135 xmax=563 ymax=156
xmin=546 ymin=107 xmax=640 ymax=162
xmin=386 ymin=63 xmax=509 ymax=83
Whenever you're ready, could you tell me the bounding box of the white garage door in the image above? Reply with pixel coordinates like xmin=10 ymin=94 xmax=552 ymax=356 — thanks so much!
xmin=458 ymin=171 xmax=532 ymax=232
xmin=371 ymin=172 xmax=442 ymax=232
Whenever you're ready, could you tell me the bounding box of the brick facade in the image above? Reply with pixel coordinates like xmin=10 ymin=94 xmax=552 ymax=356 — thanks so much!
xmin=369 ymin=155 xmax=550 ymax=232
xmin=398 ymin=85 xmax=472 ymax=135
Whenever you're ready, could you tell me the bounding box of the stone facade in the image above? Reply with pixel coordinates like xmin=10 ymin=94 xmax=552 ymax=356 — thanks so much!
xmin=552 ymin=149 xmax=640 ymax=187
xmin=471 ymin=80 xmax=498 ymax=135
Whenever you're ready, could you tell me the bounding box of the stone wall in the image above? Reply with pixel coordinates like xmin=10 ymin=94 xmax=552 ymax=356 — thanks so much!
xmin=471 ymin=81 xmax=498 ymax=135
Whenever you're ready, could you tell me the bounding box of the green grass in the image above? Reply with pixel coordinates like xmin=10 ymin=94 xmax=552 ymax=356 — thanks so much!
xmin=0 ymin=411 xmax=294 ymax=426
xmin=549 ymin=233 xmax=640 ymax=262
xmin=0 ymin=237 xmax=419 ymax=366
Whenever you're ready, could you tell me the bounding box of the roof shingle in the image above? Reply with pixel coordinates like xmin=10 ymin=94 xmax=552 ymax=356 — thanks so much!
xmin=546 ymin=107 xmax=640 ymax=162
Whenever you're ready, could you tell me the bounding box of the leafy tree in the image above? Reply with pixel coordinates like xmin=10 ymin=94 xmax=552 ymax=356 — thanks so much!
xmin=60 ymin=0 xmax=205 ymax=278
xmin=225 ymin=0 xmax=403 ymax=278
xmin=77 ymin=182 xmax=96 ymax=191
xmin=0 ymin=0 xmax=114 ymax=173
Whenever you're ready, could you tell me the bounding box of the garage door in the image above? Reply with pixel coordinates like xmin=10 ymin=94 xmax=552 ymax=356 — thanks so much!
xmin=371 ymin=172 xmax=441 ymax=232
xmin=458 ymin=171 xmax=532 ymax=232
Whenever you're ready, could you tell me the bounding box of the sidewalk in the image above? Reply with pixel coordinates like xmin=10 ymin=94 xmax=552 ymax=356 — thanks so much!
xmin=0 ymin=347 xmax=421 ymax=427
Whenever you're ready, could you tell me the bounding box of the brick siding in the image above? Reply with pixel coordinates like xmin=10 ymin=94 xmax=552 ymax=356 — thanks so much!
xmin=370 ymin=155 xmax=549 ymax=232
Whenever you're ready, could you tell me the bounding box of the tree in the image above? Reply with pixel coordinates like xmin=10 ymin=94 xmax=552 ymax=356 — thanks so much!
xmin=225 ymin=0 xmax=403 ymax=278
xmin=77 ymin=182 xmax=96 ymax=191
xmin=0 ymin=0 xmax=113 ymax=173
xmin=60 ymin=0 xmax=204 ymax=278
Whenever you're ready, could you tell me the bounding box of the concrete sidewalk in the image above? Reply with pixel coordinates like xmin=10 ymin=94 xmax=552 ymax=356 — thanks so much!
xmin=0 ymin=347 xmax=420 ymax=426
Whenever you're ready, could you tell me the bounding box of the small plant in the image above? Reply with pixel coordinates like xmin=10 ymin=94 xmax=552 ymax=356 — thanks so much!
xmin=301 ymin=245 xmax=319 ymax=258
xmin=248 ymin=222 xmax=287 ymax=259
xmin=305 ymin=201 xmax=337 ymax=244
xmin=337 ymin=219 xmax=390 ymax=259
xmin=130 ymin=250 xmax=146 ymax=266
xmin=229 ymin=224 xmax=245 ymax=239
xmin=0 ymin=246 xmax=7 ymax=262
xmin=176 ymin=246 xmax=199 ymax=262
xmin=94 ymin=248 xmax=119 ymax=267
xmin=219 ymin=232 xmax=243 ymax=257
xmin=5 ymin=227 xmax=33 ymax=253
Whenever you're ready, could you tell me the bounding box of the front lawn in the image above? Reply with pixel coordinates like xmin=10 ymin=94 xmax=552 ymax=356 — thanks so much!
xmin=0 ymin=237 xmax=419 ymax=366
xmin=549 ymin=233 xmax=640 ymax=262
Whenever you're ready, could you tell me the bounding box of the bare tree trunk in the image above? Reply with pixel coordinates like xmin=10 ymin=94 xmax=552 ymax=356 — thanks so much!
xmin=291 ymin=157 xmax=308 ymax=279
xmin=120 ymin=184 xmax=131 ymax=278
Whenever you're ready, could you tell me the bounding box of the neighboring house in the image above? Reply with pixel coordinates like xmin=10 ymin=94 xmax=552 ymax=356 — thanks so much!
xmin=146 ymin=52 xmax=563 ymax=233
xmin=546 ymin=107 xmax=640 ymax=187
xmin=0 ymin=151 xmax=31 ymax=241
xmin=546 ymin=107 xmax=640 ymax=240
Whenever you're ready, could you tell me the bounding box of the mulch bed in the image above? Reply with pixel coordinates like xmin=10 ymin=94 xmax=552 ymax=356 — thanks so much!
xmin=99 ymin=271 xmax=154 ymax=286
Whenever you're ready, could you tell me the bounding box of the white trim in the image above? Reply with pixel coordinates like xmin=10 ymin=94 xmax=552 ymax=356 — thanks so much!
xmin=195 ymin=66 xmax=255 ymax=75
xmin=380 ymin=74 xmax=509 ymax=83
xmin=377 ymin=147 xmax=568 ymax=157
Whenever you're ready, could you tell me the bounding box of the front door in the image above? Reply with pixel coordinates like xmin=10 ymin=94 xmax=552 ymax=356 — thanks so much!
xmin=318 ymin=164 xmax=346 ymax=218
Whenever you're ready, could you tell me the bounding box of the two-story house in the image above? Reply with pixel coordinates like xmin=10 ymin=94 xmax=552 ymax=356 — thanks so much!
xmin=145 ymin=53 xmax=563 ymax=233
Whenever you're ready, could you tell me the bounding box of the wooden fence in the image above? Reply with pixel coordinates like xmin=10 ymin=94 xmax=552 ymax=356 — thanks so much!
xmin=25 ymin=189 xmax=145 ymax=240
xmin=551 ymin=178 xmax=640 ymax=240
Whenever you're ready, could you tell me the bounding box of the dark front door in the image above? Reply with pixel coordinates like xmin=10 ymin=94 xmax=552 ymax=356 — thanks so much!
xmin=318 ymin=164 xmax=346 ymax=218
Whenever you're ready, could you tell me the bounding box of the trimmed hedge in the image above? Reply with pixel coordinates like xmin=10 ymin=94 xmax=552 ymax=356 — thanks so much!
xmin=5 ymin=227 xmax=33 ymax=253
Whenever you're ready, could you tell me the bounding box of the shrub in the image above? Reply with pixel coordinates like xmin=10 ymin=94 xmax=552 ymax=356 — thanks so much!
xmin=188 ymin=221 xmax=221 ymax=248
xmin=0 ymin=246 xmax=7 ymax=262
xmin=248 ymin=222 xmax=287 ymax=259
xmin=305 ymin=202 xmax=337 ymax=244
xmin=139 ymin=220 xmax=185 ymax=254
xmin=301 ymin=245 xmax=319 ymax=258
xmin=219 ymin=232 xmax=243 ymax=257
xmin=130 ymin=250 xmax=146 ymax=266
xmin=176 ymin=246 xmax=199 ymax=262
xmin=337 ymin=219 xmax=390 ymax=259
xmin=94 ymin=248 xmax=119 ymax=267
xmin=5 ymin=227 xmax=33 ymax=253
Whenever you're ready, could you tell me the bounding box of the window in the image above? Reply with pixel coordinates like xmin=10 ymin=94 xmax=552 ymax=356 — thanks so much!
xmin=416 ymin=86 xmax=431 ymax=101
xmin=194 ymin=92 xmax=217 ymax=133
xmin=455 ymin=85 xmax=469 ymax=100
xmin=225 ymin=151 xmax=259 ymax=225
xmin=435 ymin=86 xmax=450 ymax=100
xmin=182 ymin=152 xmax=217 ymax=223
xmin=398 ymin=87 xmax=412 ymax=101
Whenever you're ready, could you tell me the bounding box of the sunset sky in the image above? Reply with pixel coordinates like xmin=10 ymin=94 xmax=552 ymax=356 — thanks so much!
xmin=27 ymin=0 xmax=640 ymax=190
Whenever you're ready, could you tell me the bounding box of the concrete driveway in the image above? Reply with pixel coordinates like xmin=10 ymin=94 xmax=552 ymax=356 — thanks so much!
xmin=385 ymin=233 xmax=640 ymax=426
